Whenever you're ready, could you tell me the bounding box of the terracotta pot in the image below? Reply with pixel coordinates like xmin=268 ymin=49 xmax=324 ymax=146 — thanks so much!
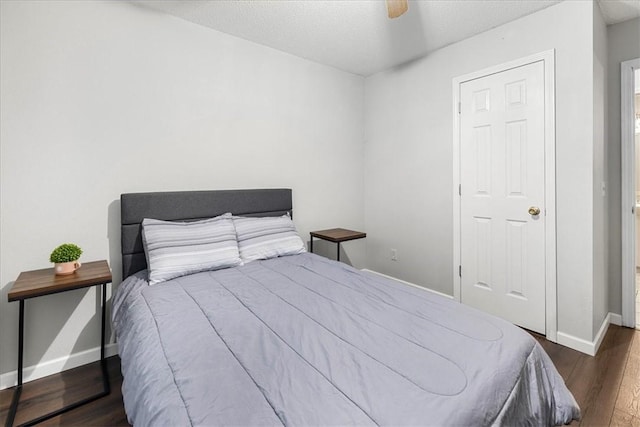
xmin=54 ymin=261 xmax=81 ymax=275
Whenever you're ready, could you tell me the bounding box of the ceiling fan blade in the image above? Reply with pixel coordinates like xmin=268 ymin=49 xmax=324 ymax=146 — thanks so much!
xmin=386 ymin=0 xmax=408 ymax=19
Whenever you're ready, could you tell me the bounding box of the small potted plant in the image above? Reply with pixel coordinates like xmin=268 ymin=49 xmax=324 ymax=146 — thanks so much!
xmin=50 ymin=243 xmax=83 ymax=275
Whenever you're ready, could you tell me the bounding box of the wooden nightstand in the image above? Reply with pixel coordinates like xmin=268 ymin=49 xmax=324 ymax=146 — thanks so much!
xmin=6 ymin=260 xmax=112 ymax=427
xmin=309 ymin=228 xmax=366 ymax=262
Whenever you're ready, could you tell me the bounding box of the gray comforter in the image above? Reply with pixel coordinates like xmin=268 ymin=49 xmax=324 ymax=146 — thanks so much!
xmin=113 ymin=253 xmax=580 ymax=426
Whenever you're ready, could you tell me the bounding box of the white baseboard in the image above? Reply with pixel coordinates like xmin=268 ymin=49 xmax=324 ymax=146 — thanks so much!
xmin=557 ymin=312 xmax=622 ymax=356
xmin=360 ymin=269 xmax=454 ymax=300
xmin=556 ymin=332 xmax=596 ymax=356
xmin=609 ymin=312 xmax=622 ymax=326
xmin=0 ymin=343 xmax=119 ymax=390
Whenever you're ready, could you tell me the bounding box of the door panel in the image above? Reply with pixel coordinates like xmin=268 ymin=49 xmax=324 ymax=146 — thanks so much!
xmin=460 ymin=61 xmax=545 ymax=334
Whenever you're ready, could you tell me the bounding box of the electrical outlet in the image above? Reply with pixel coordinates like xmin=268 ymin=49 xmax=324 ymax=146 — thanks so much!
xmin=391 ymin=248 xmax=398 ymax=261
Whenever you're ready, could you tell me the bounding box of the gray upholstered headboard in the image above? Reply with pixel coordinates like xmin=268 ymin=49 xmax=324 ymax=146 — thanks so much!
xmin=120 ymin=189 xmax=293 ymax=279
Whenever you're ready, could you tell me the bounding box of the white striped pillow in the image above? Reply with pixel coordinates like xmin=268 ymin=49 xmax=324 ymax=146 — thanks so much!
xmin=233 ymin=215 xmax=306 ymax=263
xmin=142 ymin=213 xmax=242 ymax=285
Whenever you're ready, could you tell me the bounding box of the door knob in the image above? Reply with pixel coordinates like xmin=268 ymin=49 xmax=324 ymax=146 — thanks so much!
xmin=528 ymin=206 xmax=541 ymax=216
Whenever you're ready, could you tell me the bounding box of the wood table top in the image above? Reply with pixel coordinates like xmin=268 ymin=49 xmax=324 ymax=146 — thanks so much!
xmin=8 ymin=260 xmax=112 ymax=302
xmin=310 ymin=228 xmax=366 ymax=243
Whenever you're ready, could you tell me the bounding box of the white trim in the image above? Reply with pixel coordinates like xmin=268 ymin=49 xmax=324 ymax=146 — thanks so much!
xmin=361 ymin=269 xmax=454 ymax=300
xmin=592 ymin=313 xmax=613 ymax=355
xmin=452 ymin=73 xmax=462 ymax=302
xmin=452 ymin=50 xmax=557 ymax=341
xmin=0 ymin=343 xmax=119 ymax=390
xmin=556 ymin=312 xmax=616 ymax=356
xmin=621 ymin=58 xmax=639 ymax=328
xmin=609 ymin=312 xmax=622 ymax=326
xmin=543 ymin=51 xmax=557 ymax=342
xmin=556 ymin=332 xmax=596 ymax=356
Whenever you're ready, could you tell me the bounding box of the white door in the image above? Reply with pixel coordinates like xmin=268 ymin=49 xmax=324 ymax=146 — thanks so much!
xmin=459 ymin=60 xmax=546 ymax=334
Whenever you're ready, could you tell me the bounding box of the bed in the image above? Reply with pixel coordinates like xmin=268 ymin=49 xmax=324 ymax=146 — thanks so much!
xmin=113 ymin=189 xmax=580 ymax=426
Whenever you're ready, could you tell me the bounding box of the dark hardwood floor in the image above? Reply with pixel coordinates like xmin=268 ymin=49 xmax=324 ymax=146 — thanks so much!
xmin=532 ymin=325 xmax=640 ymax=426
xmin=0 ymin=357 xmax=128 ymax=426
xmin=0 ymin=326 xmax=638 ymax=426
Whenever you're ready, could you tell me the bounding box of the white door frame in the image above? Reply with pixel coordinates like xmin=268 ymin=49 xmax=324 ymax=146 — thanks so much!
xmin=452 ymin=49 xmax=557 ymax=341
xmin=621 ymin=58 xmax=639 ymax=328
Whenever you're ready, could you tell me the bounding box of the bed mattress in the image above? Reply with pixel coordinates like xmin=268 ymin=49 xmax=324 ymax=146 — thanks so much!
xmin=112 ymin=253 xmax=580 ymax=426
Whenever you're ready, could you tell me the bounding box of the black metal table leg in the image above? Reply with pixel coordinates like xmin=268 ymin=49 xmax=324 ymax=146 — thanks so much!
xmin=309 ymin=234 xmax=314 ymax=253
xmin=6 ymin=285 xmax=110 ymax=427
xmin=18 ymin=301 xmax=23 ymax=386
xmin=5 ymin=300 xmax=24 ymax=427
xmin=337 ymin=242 xmax=341 ymax=262
xmin=100 ymin=283 xmax=110 ymax=394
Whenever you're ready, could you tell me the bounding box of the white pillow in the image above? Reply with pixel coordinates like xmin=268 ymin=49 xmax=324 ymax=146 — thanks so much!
xmin=142 ymin=213 xmax=242 ymax=285
xmin=233 ymin=215 xmax=306 ymax=263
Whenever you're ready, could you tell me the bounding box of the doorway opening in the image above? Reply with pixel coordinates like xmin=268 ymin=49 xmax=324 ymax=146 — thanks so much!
xmin=622 ymin=58 xmax=640 ymax=330
xmin=634 ymin=69 xmax=639 ymax=330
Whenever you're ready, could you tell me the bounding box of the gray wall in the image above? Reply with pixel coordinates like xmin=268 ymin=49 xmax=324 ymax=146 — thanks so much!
xmin=0 ymin=1 xmax=365 ymax=383
xmin=592 ymin=0 xmax=609 ymax=337
xmin=607 ymin=17 xmax=640 ymax=316
xmin=364 ymin=0 xmax=597 ymax=341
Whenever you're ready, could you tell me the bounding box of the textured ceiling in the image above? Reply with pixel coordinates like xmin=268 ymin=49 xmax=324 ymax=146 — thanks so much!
xmin=134 ymin=0 xmax=640 ymax=76
xmin=598 ymin=0 xmax=640 ymax=24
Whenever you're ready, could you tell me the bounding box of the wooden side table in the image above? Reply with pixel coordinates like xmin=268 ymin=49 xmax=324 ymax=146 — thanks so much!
xmin=309 ymin=228 xmax=366 ymax=262
xmin=6 ymin=260 xmax=112 ymax=427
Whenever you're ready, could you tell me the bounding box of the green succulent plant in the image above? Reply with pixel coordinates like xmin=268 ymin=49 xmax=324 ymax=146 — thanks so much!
xmin=49 ymin=243 xmax=83 ymax=263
